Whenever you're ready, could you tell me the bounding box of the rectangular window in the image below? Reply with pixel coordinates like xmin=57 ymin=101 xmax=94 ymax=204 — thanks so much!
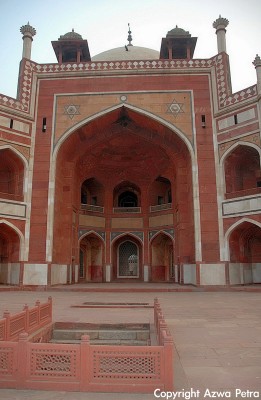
xmin=42 ymin=117 xmax=47 ymax=132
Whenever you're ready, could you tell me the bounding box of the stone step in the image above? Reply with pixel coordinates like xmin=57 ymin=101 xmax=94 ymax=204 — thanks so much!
xmin=50 ymin=338 xmax=149 ymax=346
xmin=52 ymin=328 xmax=150 ymax=341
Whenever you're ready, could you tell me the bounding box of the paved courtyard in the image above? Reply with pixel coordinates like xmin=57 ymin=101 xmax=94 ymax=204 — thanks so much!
xmin=0 ymin=285 xmax=260 ymax=399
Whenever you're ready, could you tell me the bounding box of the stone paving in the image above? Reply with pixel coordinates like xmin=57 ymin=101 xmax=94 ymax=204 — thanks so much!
xmin=0 ymin=284 xmax=260 ymax=400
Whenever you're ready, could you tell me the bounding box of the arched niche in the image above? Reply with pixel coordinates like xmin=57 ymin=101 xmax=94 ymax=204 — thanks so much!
xmin=0 ymin=148 xmax=25 ymax=201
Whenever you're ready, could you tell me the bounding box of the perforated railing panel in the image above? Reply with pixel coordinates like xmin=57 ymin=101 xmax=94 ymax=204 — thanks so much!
xmin=91 ymin=348 xmax=162 ymax=381
xmin=30 ymin=346 xmax=80 ymax=379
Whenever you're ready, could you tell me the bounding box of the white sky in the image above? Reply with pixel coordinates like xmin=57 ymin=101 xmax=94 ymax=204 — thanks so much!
xmin=0 ymin=0 xmax=260 ymax=98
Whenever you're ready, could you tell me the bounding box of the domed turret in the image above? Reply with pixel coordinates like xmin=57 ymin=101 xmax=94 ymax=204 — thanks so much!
xmin=160 ymin=25 xmax=197 ymax=60
xmin=52 ymin=29 xmax=90 ymax=63
xmin=59 ymin=29 xmax=83 ymax=41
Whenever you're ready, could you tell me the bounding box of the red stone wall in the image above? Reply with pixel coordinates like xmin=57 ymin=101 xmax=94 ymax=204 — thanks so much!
xmin=28 ymin=72 xmax=219 ymax=268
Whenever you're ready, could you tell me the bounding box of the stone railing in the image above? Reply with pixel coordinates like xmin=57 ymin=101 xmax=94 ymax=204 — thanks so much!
xmin=0 ymin=297 xmax=52 ymax=341
xmin=80 ymin=203 xmax=104 ymax=213
xmin=150 ymin=203 xmax=172 ymax=212
xmin=0 ymin=298 xmax=173 ymax=393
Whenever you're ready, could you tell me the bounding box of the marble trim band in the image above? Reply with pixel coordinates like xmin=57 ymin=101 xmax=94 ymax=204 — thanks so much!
xmin=0 ymin=54 xmax=257 ymax=115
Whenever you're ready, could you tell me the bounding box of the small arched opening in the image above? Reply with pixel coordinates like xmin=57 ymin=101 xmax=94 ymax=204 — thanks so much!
xmin=79 ymin=233 xmax=104 ymax=282
xmin=224 ymin=145 xmax=261 ymax=198
xmin=0 ymin=222 xmax=21 ymax=284
xmin=228 ymin=221 xmax=261 ymax=284
xmin=112 ymin=234 xmax=142 ymax=280
xmin=150 ymin=232 xmax=174 ymax=282
xmin=113 ymin=181 xmax=141 ymax=212
xmin=0 ymin=148 xmax=25 ymax=201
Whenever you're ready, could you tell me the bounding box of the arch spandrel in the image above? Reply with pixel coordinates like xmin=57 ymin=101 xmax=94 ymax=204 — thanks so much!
xmin=54 ymin=91 xmax=194 ymax=151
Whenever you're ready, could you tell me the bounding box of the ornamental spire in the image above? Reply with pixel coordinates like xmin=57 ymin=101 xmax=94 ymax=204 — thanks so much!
xmin=127 ymin=23 xmax=133 ymax=46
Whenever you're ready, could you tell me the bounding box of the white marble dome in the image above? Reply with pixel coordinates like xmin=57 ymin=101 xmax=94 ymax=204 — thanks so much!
xmin=92 ymin=45 xmax=159 ymax=61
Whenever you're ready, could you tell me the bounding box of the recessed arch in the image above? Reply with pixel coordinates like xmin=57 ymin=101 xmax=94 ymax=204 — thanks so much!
xmin=111 ymin=232 xmax=144 ymax=246
xmin=0 ymin=220 xmax=24 ymax=261
xmin=224 ymin=218 xmax=261 ymax=261
xmin=53 ymin=102 xmax=195 ymax=161
xmin=0 ymin=144 xmax=29 ymax=168
xmin=149 ymin=229 xmax=174 ymax=243
xmin=79 ymin=231 xmax=104 ymax=282
xmin=0 ymin=146 xmax=28 ymax=201
xmin=46 ymin=101 xmax=201 ymax=267
xmin=220 ymin=141 xmax=261 ymax=198
xmin=78 ymin=230 xmax=105 ymax=243
xmin=150 ymin=231 xmax=174 ymax=281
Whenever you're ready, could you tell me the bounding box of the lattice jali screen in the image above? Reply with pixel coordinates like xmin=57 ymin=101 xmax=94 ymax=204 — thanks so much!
xmin=28 ymin=309 xmax=38 ymax=328
xmin=0 ymin=346 xmax=16 ymax=376
xmin=39 ymin=305 xmax=50 ymax=321
xmin=10 ymin=314 xmax=26 ymax=339
xmin=91 ymin=349 xmax=162 ymax=381
xmin=30 ymin=347 xmax=79 ymax=378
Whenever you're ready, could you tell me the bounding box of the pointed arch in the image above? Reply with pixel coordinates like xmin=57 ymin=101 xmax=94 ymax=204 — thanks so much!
xmin=0 ymin=144 xmax=29 ymax=168
xmin=0 ymin=219 xmax=25 ymax=260
xmin=53 ymin=103 xmax=195 ymax=160
xmin=224 ymin=218 xmax=261 ymax=260
xmin=150 ymin=230 xmax=174 ymax=282
xmin=46 ymin=100 xmax=201 ymax=264
xmin=149 ymin=229 xmax=174 ymax=243
xmin=111 ymin=231 xmax=144 ymax=246
xmin=79 ymin=231 xmax=104 ymax=282
xmin=78 ymin=230 xmax=105 ymax=243
xmin=220 ymin=141 xmax=261 ymax=198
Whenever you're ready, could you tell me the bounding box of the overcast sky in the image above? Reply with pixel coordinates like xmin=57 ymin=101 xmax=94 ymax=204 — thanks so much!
xmin=0 ymin=0 xmax=260 ymax=98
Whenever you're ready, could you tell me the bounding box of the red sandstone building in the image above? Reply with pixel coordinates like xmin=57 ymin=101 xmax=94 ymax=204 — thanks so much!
xmin=0 ymin=17 xmax=260 ymax=287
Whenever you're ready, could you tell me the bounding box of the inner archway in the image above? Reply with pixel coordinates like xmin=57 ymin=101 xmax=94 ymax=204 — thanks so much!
xmin=79 ymin=233 xmax=104 ymax=282
xmin=0 ymin=222 xmax=21 ymax=284
xmin=150 ymin=232 xmax=174 ymax=282
xmin=228 ymin=220 xmax=261 ymax=284
xmin=53 ymin=105 xmax=194 ymax=283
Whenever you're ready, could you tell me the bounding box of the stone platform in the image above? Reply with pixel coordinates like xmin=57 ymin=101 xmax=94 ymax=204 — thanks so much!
xmin=0 ymin=284 xmax=260 ymax=399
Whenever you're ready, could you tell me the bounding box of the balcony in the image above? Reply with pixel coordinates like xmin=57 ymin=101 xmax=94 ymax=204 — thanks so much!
xmin=150 ymin=203 xmax=172 ymax=212
xmin=113 ymin=207 xmax=141 ymax=213
xmin=81 ymin=204 xmax=104 ymax=213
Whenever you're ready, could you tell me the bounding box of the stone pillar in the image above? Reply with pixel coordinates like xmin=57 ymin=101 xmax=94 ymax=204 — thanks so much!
xmin=105 ymin=264 xmax=111 ymax=282
xmin=253 ymin=54 xmax=261 ymax=95
xmin=20 ymin=22 xmax=36 ymax=59
xmin=213 ymin=15 xmax=229 ymax=53
xmin=143 ymin=264 xmax=149 ymax=282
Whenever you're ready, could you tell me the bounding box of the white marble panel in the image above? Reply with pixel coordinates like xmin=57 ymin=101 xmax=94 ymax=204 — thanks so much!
xmin=223 ymin=196 xmax=261 ymax=216
xmin=51 ymin=264 xmax=67 ymax=285
xmin=0 ymin=200 xmax=26 ymax=218
xmin=229 ymin=263 xmax=242 ymax=284
xmin=106 ymin=264 xmax=111 ymax=282
xmin=237 ymin=108 xmax=255 ymax=123
xmin=75 ymin=264 xmax=79 ymax=283
xmin=183 ymin=264 xmax=196 ymax=285
xmin=144 ymin=265 xmax=149 ymax=282
xmin=218 ymin=116 xmax=235 ymax=130
xmin=0 ymin=116 xmax=10 ymax=128
xmin=10 ymin=263 xmax=20 ymax=284
xmin=200 ymin=263 xmax=226 ymax=285
xmin=243 ymin=263 xmax=253 ymax=284
xmin=13 ymin=120 xmax=30 ymax=134
xmin=252 ymin=263 xmax=261 ymax=283
xmin=23 ymin=264 xmax=48 ymax=285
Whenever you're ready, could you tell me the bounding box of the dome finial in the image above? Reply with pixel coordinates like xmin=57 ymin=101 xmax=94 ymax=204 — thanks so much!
xmin=127 ymin=23 xmax=133 ymax=46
